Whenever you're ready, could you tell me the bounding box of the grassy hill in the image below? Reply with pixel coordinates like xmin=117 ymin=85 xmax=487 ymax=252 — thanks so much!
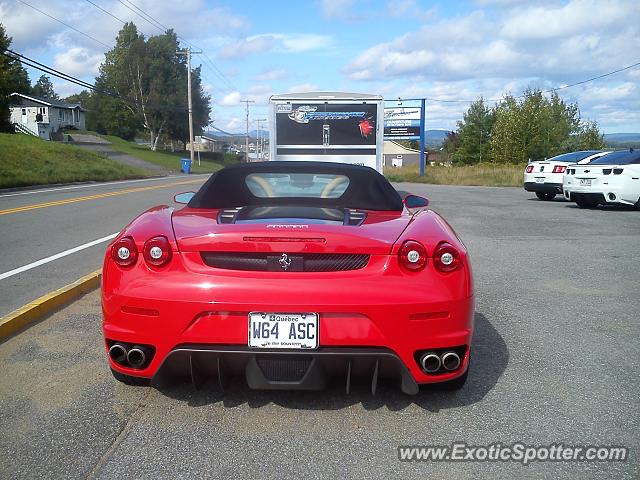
xmin=0 ymin=133 xmax=146 ymax=189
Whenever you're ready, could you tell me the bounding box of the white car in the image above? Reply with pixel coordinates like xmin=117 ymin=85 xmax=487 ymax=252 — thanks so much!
xmin=524 ymin=151 xmax=609 ymax=201
xmin=563 ymin=149 xmax=640 ymax=209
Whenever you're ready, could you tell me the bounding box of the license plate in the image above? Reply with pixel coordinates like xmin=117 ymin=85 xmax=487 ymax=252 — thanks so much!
xmin=580 ymin=179 xmax=592 ymax=186
xmin=535 ymin=177 xmax=545 ymax=183
xmin=248 ymin=312 xmax=318 ymax=349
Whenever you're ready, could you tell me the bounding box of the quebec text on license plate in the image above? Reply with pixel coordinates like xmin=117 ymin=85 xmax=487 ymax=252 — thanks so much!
xmin=248 ymin=312 xmax=319 ymax=349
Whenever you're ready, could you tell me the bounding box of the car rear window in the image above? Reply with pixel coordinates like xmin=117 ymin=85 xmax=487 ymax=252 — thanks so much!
xmin=245 ymin=173 xmax=350 ymax=198
xmin=547 ymin=151 xmax=601 ymax=163
xmin=590 ymin=150 xmax=640 ymax=165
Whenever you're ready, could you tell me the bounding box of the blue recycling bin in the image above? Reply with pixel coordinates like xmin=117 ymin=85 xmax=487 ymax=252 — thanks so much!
xmin=180 ymin=158 xmax=191 ymax=174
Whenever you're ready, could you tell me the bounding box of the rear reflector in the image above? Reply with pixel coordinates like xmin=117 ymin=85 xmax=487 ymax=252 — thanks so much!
xmin=121 ymin=306 xmax=160 ymax=316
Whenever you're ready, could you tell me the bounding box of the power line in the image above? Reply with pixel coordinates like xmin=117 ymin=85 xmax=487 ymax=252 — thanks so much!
xmin=120 ymin=0 xmax=237 ymax=91
xmin=115 ymin=0 xmax=167 ymax=33
xmin=16 ymin=0 xmax=111 ymax=49
xmin=2 ymin=49 xmax=191 ymax=113
xmin=83 ymin=0 xmax=128 ymax=25
xmin=422 ymin=60 xmax=640 ymax=104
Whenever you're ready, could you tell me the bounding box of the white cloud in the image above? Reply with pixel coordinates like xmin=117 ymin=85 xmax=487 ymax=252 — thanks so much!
xmin=218 ymin=36 xmax=274 ymax=59
xmin=345 ymin=1 xmax=640 ymax=86
xmin=319 ymin=0 xmax=358 ymax=19
xmin=218 ymin=33 xmax=333 ymax=59
xmin=260 ymin=68 xmax=288 ymax=81
xmin=501 ymin=0 xmax=635 ymax=40
xmin=220 ymin=91 xmax=242 ymax=106
xmin=53 ymin=48 xmax=104 ymax=77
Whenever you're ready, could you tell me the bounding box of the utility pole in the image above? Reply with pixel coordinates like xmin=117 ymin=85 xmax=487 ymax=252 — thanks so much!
xmin=177 ymin=48 xmax=202 ymax=166
xmin=241 ymin=99 xmax=254 ymax=162
xmin=255 ymin=118 xmax=266 ymax=160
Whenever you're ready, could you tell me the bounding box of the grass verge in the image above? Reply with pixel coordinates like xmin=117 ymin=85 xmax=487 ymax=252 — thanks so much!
xmin=0 ymin=133 xmax=147 ymax=189
xmin=96 ymin=134 xmax=232 ymax=174
xmin=385 ymin=163 xmax=525 ymax=187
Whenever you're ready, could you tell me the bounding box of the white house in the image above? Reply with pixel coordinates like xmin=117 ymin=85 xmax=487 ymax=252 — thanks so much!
xmin=383 ymin=141 xmax=422 ymax=167
xmin=9 ymin=92 xmax=86 ymax=140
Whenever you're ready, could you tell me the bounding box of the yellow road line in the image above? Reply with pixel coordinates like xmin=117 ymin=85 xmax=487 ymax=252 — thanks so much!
xmin=0 ymin=269 xmax=101 ymax=339
xmin=0 ymin=179 xmax=202 ymax=216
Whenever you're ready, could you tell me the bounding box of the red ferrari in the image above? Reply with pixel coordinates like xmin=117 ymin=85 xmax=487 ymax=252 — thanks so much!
xmin=102 ymin=162 xmax=474 ymax=394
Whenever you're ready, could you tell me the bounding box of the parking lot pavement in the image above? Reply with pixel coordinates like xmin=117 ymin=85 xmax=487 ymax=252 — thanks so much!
xmin=1 ymin=185 xmax=638 ymax=479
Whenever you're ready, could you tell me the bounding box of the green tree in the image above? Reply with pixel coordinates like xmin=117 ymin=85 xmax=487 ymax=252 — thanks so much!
xmin=452 ymin=97 xmax=495 ymax=165
xmin=0 ymin=24 xmax=31 ymax=132
xmin=166 ymin=65 xmax=211 ymax=148
xmin=95 ymin=23 xmax=210 ymax=148
xmin=31 ymin=75 xmax=59 ymax=99
xmin=488 ymin=89 xmax=597 ymax=163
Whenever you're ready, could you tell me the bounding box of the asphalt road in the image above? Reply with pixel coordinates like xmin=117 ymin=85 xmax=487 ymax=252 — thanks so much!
xmin=0 ymin=175 xmax=209 ymax=317
xmin=1 ymin=184 xmax=639 ymax=479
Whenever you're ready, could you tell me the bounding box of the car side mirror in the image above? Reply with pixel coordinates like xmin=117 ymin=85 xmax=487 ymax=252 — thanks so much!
xmin=403 ymin=194 xmax=429 ymax=208
xmin=174 ymin=192 xmax=195 ymax=204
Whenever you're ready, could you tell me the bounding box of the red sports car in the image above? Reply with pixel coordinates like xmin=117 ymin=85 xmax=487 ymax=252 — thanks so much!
xmin=102 ymin=162 xmax=474 ymax=394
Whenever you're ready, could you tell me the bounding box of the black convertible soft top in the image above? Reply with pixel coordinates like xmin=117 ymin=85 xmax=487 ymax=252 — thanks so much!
xmin=188 ymin=161 xmax=404 ymax=211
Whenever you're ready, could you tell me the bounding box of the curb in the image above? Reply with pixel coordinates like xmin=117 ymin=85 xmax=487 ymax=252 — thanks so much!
xmin=0 ymin=269 xmax=102 ymax=340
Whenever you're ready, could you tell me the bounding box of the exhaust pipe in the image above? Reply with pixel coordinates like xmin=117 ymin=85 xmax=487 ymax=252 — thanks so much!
xmin=419 ymin=352 xmax=441 ymax=373
xmin=127 ymin=346 xmax=148 ymax=369
xmin=441 ymin=351 xmax=461 ymax=371
xmin=108 ymin=343 xmax=128 ymax=365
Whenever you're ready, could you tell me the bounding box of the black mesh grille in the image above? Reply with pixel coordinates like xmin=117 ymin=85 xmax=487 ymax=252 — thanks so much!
xmin=256 ymin=356 xmax=312 ymax=381
xmin=201 ymin=252 xmax=369 ymax=272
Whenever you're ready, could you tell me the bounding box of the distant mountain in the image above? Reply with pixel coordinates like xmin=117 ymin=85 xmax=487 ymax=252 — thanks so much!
xmin=204 ymin=129 xmax=269 ymax=140
xmin=425 ymin=129 xmax=450 ymax=147
xmin=604 ymin=133 xmax=640 ymax=143
xmin=604 ymin=133 xmax=640 ymax=148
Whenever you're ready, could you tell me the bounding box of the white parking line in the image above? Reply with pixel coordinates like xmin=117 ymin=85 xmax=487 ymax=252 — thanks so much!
xmin=0 ymin=233 xmax=118 ymax=281
xmin=0 ymin=174 xmax=210 ymax=198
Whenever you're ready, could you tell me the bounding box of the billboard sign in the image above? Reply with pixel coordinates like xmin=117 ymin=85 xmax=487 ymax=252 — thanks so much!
xmin=383 ymin=106 xmax=422 ymax=140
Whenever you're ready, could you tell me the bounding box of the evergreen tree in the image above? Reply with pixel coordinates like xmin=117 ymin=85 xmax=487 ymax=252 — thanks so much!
xmin=0 ymin=24 xmax=31 ymax=132
xmin=31 ymin=75 xmax=59 ymax=99
xmin=452 ymin=98 xmax=495 ymax=165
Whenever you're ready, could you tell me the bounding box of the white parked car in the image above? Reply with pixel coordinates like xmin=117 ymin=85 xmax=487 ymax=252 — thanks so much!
xmin=563 ymin=149 xmax=640 ymax=209
xmin=523 ymin=151 xmax=609 ymax=201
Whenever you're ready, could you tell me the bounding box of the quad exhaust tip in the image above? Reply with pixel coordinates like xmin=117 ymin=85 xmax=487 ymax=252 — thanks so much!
xmin=127 ymin=346 xmax=147 ymax=369
xmin=419 ymin=352 xmax=441 ymax=373
xmin=441 ymin=351 xmax=461 ymax=371
xmin=108 ymin=343 xmax=128 ymax=364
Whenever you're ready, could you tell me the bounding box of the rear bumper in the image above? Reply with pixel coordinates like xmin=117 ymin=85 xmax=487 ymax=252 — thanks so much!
xmin=524 ymin=181 xmax=563 ymax=193
xmin=566 ymin=182 xmax=638 ymax=206
xmin=102 ymin=253 xmax=474 ymax=393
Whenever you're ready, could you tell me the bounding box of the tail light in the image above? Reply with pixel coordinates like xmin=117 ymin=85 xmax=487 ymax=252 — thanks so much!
xmin=433 ymin=242 xmax=461 ymax=273
xmin=552 ymin=165 xmax=566 ymax=173
xmin=111 ymin=237 xmax=138 ymax=267
xmin=398 ymin=240 xmax=427 ymax=271
xmin=525 ymin=165 xmax=534 ymax=173
xmin=613 ymin=168 xmax=624 ymax=175
xmin=143 ymin=236 xmax=172 ymax=267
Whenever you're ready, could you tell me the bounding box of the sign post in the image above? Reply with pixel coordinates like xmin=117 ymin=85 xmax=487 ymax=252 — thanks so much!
xmin=420 ymin=98 xmax=426 ymax=177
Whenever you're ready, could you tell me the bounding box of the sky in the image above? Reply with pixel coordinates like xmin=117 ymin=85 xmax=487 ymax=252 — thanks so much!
xmin=2 ymin=0 xmax=640 ymax=133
